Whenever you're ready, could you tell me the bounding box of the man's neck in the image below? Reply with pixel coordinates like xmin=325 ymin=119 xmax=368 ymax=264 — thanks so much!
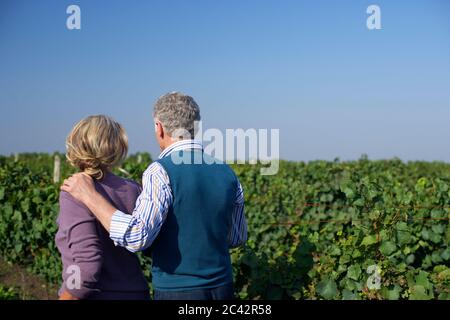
xmin=158 ymin=139 xmax=202 ymax=159
xmin=160 ymin=138 xmax=183 ymax=153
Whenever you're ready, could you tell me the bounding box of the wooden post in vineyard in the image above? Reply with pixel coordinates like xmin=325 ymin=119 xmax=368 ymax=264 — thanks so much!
xmin=53 ymin=154 xmax=61 ymax=184
xmin=14 ymin=153 xmax=19 ymax=162
xmin=137 ymin=154 xmax=142 ymax=164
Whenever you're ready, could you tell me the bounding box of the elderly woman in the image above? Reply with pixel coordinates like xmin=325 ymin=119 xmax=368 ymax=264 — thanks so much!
xmin=55 ymin=115 xmax=149 ymax=300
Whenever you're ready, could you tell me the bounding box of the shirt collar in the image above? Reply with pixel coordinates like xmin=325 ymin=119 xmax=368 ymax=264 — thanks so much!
xmin=158 ymin=139 xmax=204 ymax=159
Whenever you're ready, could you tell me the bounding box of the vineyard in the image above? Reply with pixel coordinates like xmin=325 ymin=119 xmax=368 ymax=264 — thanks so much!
xmin=0 ymin=153 xmax=449 ymax=300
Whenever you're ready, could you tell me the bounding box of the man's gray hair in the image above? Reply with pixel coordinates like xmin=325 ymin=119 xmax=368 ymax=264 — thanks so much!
xmin=153 ymin=92 xmax=201 ymax=139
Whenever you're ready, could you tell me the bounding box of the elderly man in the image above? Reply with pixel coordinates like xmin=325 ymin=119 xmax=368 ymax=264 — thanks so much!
xmin=61 ymin=92 xmax=247 ymax=300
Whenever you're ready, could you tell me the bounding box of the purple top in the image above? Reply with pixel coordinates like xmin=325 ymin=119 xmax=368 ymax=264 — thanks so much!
xmin=55 ymin=172 xmax=149 ymax=300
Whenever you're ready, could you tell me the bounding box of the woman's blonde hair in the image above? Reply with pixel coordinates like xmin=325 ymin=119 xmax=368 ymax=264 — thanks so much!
xmin=66 ymin=115 xmax=128 ymax=180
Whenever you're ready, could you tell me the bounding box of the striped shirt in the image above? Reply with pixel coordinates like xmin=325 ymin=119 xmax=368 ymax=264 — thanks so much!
xmin=109 ymin=139 xmax=248 ymax=252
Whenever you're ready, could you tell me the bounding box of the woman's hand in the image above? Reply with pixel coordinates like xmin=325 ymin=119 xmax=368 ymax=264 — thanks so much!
xmin=58 ymin=290 xmax=80 ymax=300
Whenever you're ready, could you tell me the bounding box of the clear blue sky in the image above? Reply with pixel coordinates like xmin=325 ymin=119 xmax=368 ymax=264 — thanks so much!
xmin=1 ymin=0 xmax=449 ymax=161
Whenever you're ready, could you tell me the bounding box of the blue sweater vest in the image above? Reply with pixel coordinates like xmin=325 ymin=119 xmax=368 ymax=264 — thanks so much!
xmin=151 ymin=150 xmax=238 ymax=291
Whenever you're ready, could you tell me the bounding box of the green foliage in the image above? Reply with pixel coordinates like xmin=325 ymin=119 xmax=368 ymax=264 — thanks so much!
xmin=316 ymin=278 xmax=338 ymax=299
xmin=229 ymin=158 xmax=449 ymax=300
xmin=0 ymin=161 xmax=62 ymax=283
xmin=0 ymin=154 xmax=449 ymax=300
xmin=0 ymin=285 xmax=20 ymax=300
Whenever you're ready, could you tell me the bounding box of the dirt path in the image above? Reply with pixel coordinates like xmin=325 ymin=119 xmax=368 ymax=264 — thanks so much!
xmin=0 ymin=257 xmax=58 ymax=300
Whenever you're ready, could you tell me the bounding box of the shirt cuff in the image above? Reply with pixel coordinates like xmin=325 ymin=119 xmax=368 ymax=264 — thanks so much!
xmin=109 ymin=210 xmax=132 ymax=246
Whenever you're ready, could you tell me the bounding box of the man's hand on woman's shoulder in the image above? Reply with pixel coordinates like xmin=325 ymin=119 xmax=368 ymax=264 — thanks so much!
xmin=61 ymin=172 xmax=95 ymax=204
xmin=61 ymin=172 xmax=118 ymax=232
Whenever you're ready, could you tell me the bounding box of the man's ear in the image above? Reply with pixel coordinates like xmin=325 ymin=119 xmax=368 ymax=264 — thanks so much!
xmin=156 ymin=121 xmax=164 ymax=139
